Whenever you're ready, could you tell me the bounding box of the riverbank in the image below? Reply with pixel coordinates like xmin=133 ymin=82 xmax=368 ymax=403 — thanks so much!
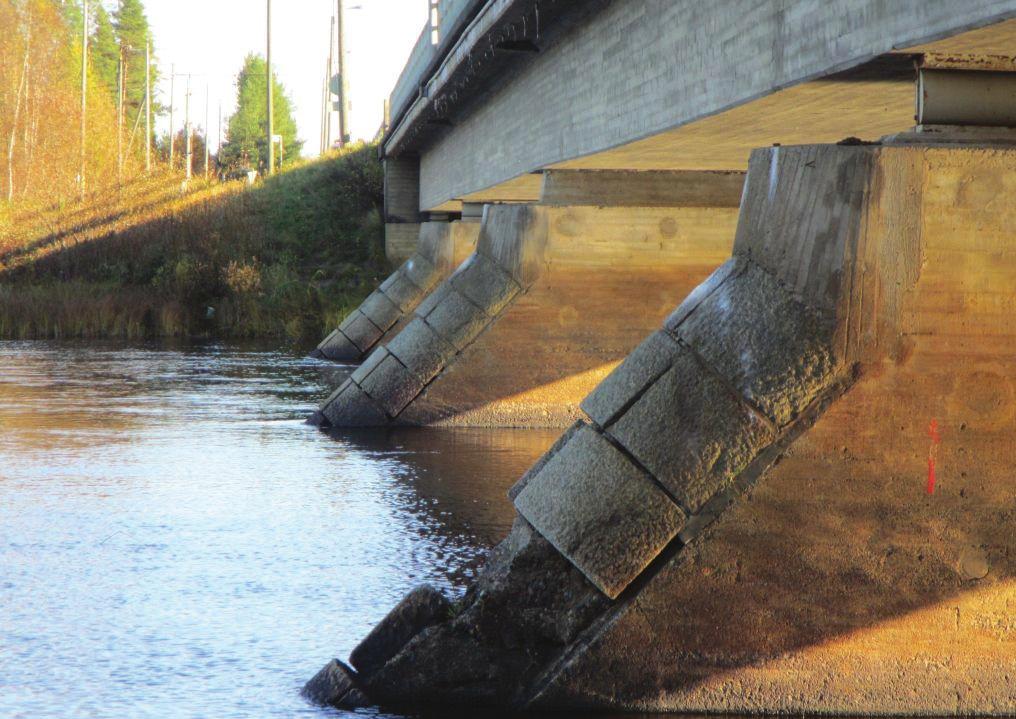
xmin=0 ymin=144 xmax=388 ymax=343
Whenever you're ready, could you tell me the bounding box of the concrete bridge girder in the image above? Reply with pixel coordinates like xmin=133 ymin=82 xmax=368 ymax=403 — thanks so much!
xmin=379 ymin=4 xmax=1016 ymax=230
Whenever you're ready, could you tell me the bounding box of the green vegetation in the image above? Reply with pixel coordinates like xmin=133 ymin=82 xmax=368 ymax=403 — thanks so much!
xmin=219 ymin=54 xmax=303 ymax=175
xmin=89 ymin=2 xmax=120 ymax=92
xmin=114 ymin=0 xmax=157 ymax=118
xmin=2 ymin=2 xmax=382 ymax=346
xmin=0 ymin=144 xmax=388 ymax=342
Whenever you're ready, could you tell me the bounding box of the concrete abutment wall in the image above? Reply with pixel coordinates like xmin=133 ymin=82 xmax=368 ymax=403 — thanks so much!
xmin=315 ymin=195 xmax=739 ymax=427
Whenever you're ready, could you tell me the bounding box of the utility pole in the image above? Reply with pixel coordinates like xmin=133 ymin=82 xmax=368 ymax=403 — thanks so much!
xmin=336 ymin=0 xmax=349 ymax=147
xmin=169 ymin=63 xmax=175 ymax=170
xmin=117 ymin=51 xmax=124 ymax=184
xmin=319 ymin=61 xmax=325 ymax=154
xmin=79 ymin=0 xmax=88 ymax=201
xmin=266 ymin=0 xmax=274 ymax=176
xmin=218 ymin=101 xmax=222 ymax=163
xmin=145 ymin=39 xmax=151 ymax=172
xmin=326 ymin=15 xmax=335 ymax=149
xmin=204 ymin=84 xmax=209 ymax=180
xmin=323 ymin=57 xmax=331 ymax=152
xmin=184 ymin=74 xmax=192 ymax=181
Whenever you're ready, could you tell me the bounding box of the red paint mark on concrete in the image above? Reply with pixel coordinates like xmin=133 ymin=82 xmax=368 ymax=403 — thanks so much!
xmin=927 ymin=419 xmax=941 ymax=495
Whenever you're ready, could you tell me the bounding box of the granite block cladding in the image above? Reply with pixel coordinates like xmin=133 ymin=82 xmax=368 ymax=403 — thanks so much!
xmin=312 ymin=204 xmax=548 ymax=427
xmin=311 ymin=221 xmax=478 ymax=362
xmin=314 ymin=196 xmax=741 ymax=428
xmin=306 ymin=142 xmax=1016 ymax=713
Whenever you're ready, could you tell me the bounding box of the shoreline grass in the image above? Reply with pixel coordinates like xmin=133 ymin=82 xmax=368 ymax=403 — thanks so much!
xmin=0 ymin=144 xmax=387 ymax=344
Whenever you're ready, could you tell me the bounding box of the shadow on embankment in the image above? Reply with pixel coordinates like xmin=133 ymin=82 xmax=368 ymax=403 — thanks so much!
xmin=0 ymin=146 xmax=387 ymax=341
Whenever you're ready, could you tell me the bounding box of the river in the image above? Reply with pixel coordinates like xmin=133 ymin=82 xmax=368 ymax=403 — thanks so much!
xmin=0 ymin=340 xmax=560 ymax=718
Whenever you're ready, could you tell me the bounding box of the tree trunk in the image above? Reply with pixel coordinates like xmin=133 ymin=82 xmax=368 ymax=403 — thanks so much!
xmin=6 ymin=17 xmax=30 ymax=203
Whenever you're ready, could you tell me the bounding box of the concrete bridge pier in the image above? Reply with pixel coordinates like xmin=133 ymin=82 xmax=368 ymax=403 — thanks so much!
xmin=306 ymin=139 xmax=1016 ymax=713
xmin=310 ymin=221 xmax=478 ymax=362
xmin=311 ymin=170 xmax=742 ymax=427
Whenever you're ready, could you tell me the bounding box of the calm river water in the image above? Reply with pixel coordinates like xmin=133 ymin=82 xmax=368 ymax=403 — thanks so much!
xmin=0 ymin=340 xmax=561 ymax=718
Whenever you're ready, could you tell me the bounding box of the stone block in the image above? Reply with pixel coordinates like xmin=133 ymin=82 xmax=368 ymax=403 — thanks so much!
xmin=508 ymin=420 xmax=584 ymax=501
xmin=413 ymin=281 xmax=452 ymax=320
xmin=607 ymin=347 xmax=775 ymax=513
xmin=403 ymin=252 xmax=439 ymax=292
xmin=421 ymin=289 xmax=490 ymax=351
xmin=450 ymin=252 xmax=521 ymax=317
xmin=335 ymin=687 xmax=370 ymax=709
xmin=580 ymin=331 xmax=681 ymax=428
xmin=676 ymin=262 xmax=838 ymax=426
xmin=513 ymin=424 xmax=685 ymax=599
xmin=733 ymin=146 xmax=871 ymax=313
xmin=385 ymin=317 xmax=458 ymax=384
xmin=357 ymin=352 xmax=425 ymax=418
xmin=338 ymin=310 xmax=384 ymax=354
xmin=359 ymin=290 xmax=403 ymax=332
xmin=379 ymin=270 xmax=425 ymax=312
xmin=664 ymin=258 xmax=742 ymax=332
xmin=316 ymin=328 xmax=362 ymax=362
xmin=350 ymin=584 xmax=452 ymax=676
xmin=320 ymin=380 xmax=389 ymax=427
xmin=349 ymin=346 xmax=390 ymax=385
xmin=302 ymin=658 xmax=361 ymax=706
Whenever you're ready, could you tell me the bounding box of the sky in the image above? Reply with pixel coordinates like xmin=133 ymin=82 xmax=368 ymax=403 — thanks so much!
xmin=135 ymin=0 xmax=428 ymax=155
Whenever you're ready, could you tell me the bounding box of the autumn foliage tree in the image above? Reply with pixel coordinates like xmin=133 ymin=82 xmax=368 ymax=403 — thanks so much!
xmin=1 ymin=0 xmax=155 ymax=208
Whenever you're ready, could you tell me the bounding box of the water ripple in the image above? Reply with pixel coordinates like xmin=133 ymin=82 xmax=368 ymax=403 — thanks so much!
xmin=0 ymin=339 xmax=558 ymax=718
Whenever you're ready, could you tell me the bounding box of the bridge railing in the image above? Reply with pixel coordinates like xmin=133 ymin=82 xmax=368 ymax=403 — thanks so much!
xmin=386 ymin=0 xmax=487 ymax=141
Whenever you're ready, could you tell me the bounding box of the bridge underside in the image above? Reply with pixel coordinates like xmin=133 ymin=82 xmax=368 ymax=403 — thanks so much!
xmin=419 ymin=18 xmax=1016 ymax=213
xmin=304 ymin=3 xmax=1016 ymax=714
xmin=311 ymin=139 xmax=1016 ymax=715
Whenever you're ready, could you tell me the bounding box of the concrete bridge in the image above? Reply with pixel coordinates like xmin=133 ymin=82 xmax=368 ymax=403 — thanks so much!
xmin=305 ymin=1 xmax=1016 ymax=714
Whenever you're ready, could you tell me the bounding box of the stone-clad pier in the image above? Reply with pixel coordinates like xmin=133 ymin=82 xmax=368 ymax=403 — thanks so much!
xmin=305 ymin=1 xmax=1016 ymax=713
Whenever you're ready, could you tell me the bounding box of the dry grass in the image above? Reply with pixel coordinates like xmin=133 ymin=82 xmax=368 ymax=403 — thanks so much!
xmin=0 ymin=144 xmax=387 ymax=342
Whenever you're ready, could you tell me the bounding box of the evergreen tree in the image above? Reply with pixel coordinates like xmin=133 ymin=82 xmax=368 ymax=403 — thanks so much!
xmin=219 ymin=54 xmax=302 ymax=174
xmin=90 ymin=3 xmax=119 ymax=95
xmin=59 ymin=0 xmax=83 ymax=38
xmin=113 ymin=0 xmax=154 ymax=121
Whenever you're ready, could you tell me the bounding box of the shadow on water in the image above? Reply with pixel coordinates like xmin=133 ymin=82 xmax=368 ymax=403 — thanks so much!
xmin=324 ymin=426 xmax=560 ymax=584
xmin=0 ymin=339 xmax=557 ymax=718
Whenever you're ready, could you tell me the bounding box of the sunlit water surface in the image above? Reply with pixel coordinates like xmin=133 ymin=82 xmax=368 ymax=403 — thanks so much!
xmin=0 ymin=340 xmax=561 ymax=718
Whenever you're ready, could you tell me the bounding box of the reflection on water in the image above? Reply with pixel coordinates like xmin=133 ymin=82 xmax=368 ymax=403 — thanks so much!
xmin=0 ymin=340 xmax=558 ymax=718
